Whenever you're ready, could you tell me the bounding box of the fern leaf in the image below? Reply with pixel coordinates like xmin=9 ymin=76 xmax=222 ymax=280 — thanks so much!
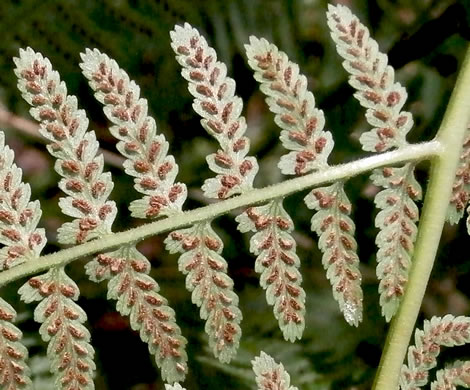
xmin=236 ymin=200 xmax=306 ymax=338
xmin=446 ymin=128 xmax=470 ymax=224
xmin=0 ymin=130 xmax=49 ymax=389
xmin=15 ymin=47 xmax=189 ymax=383
xmin=245 ymin=37 xmax=362 ymax=326
xmin=85 ymin=245 xmax=188 ymax=383
xmin=371 ymin=164 xmax=421 ymax=321
xmin=431 ymin=361 xmax=470 ymax=390
xmin=14 ymin=47 xmax=117 ymax=245
xmin=326 ymin=4 xmax=413 ymax=152
xmin=400 ymin=315 xmax=470 ymax=390
xmin=252 ymin=351 xmax=299 ymax=390
xmin=0 ymin=132 xmax=46 ymax=269
xmin=79 ymin=49 xmax=187 ymax=219
xmin=81 ymin=47 xmax=233 ymax=365
xmin=80 ymin=49 xmax=190 ymax=381
xmin=165 ymin=222 xmax=242 ymax=363
xmin=0 ymin=297 xmax=32 ymax=390
xmin=244 ymin=36 xmax=334 ymax=175
xmin=172 ymin=24 xmax=306 ymax=340
xmin=236 ymin=199 xmax=305 ymax=341
xmin=170 ymin=23 xmax=258 ymax=199
xmin=14 ymin=48 xmax=117 ymax=388
xmin=304 ymin=182 xmax=363 ymax=326
xmin=18 ymin=267 xmax=95 ymax=390
xmin=170 ymin=23 xmax=249 ymax=360
xmin=327 ymin=4 xmax=421 ymax=321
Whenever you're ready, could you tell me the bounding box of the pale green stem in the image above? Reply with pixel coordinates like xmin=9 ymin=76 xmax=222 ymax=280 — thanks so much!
xmin=373 ymin=45 xmax=470 ymax=390
xmin=0 ymin=141 xmax=438 ymax=287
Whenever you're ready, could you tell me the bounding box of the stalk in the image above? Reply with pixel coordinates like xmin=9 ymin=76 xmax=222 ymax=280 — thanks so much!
xmin=373 ymin=45 xmax=470 ymax=390
xmin=0 ymin=141 xmax=439 ymax=287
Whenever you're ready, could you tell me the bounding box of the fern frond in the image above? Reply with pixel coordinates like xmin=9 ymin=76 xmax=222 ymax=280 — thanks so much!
xmin=252 ymin=351 xmax=299 ymax=390
xmin=245 ymin=36 xmax=362 ymax=326
xmin=326 ymin=4 xmax=413 ymax=153
xmin=170 ymin=23 xmax=258 ymax=199
xmin=85 ymin=245 xmax=188 ymax=383
xmin=0 ymin=297 xmax=32 ymax=390
xmin=432 ymin=361 xmax=470 ymax=390
xmin=15 ymin=47 xmax=189 ymax=384
xmin=165 ymin=222 xmax=241 ymax=363
xmin=0 ymin=132 xmax=46 ymax=270
xmin=171 ymin=23 xmax=307 ymax=340
xmin=169 ymin=23 xmax=248 ymax=360
xmin=171 ymin=24 xmax=307 ymax=339
xmin=371 ymin=164 xmax=421 ymax=321
xmin=236 ymin=197 xmax=307 ymax=336
xmin=446 ymin=127 xmax=470 ymax=224
xmin=304 ymin=182 xmax=362 ymax=325
xmin=400 ymin=315 xmax=470 ymax=390
xmin=14 ymin=47 xmax=109 ymax=389
xmin=0 ymin=130 xmax=46 ymax=389
xmin=14 ymin=47 xmax=117 ymax=245
xmin=327 ymin=4 xmax=421 ymax=321
xmin=81 ymin=48 xmax=226 ymax=366
xmin=236 ymin=199 xmax=305 ymax=341
xmin=18 ymin=267 xmax=95 ymax=390
xmin=79 ymin=49 xmax=187 ymax=219
xmin=245 ymin=36 xmax=334 ymax=175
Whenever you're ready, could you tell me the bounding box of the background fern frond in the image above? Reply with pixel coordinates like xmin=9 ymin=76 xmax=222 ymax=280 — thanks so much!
xmin=165 ymin=384 xmax=187 ymax=390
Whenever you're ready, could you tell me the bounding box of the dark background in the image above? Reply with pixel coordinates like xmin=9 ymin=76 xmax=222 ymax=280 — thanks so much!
xmin=1 ymin=0 xmax=470 ymax=389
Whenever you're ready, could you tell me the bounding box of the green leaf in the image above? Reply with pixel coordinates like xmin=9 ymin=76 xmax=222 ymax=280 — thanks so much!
xmin=171 ymin=23 xmax=258 ymax=199
xmin=0 ymin=297 xmax=33 ymax=389
xmin=245 ymin=36 xmax=334 ymax=175
xmin=236 ymin=199 xmax=305 ymax=342
xmin=371 ymin=163 xmax=421 ymax=321
xmin=19 ymin=267 xmax=96 ymax=390
xmin=252 ymin=351 xmax=299 ymax=390
xmin=165 ymin=222 xmax=242 ymax=363
xmin=86 ymin=245 xmax=188 ymax=383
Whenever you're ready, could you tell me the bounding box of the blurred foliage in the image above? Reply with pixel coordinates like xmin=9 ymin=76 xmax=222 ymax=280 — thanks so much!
xmin=1 ymin=0 xmax=470 ymax=389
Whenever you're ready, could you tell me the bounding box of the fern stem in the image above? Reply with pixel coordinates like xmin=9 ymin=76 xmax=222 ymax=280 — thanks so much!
xmin=373 ymin=45 xmax=470 ymax=390
xmin=0 ymin=140 xmax=439 ymax=287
